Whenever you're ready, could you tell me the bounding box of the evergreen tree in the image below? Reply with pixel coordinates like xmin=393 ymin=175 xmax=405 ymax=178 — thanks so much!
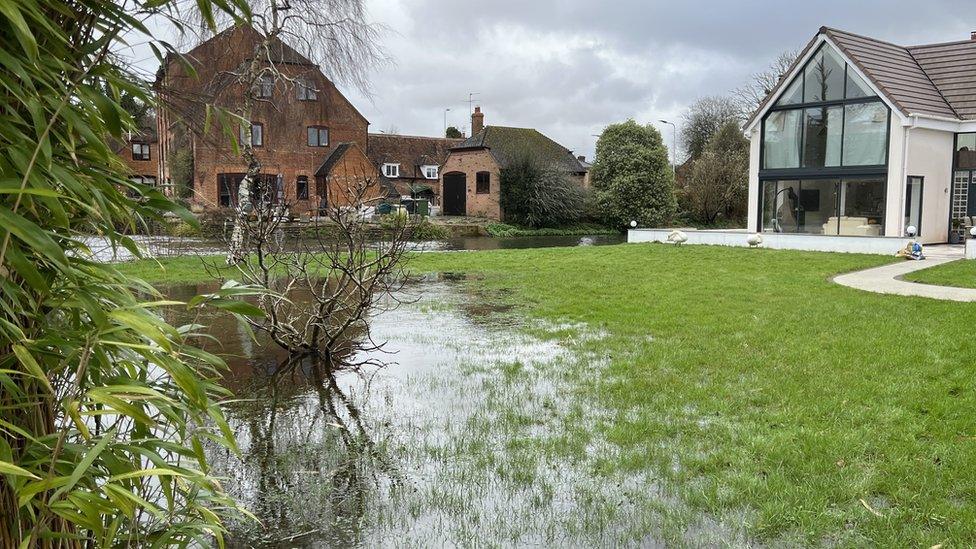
xmin=592 ymin=120 xmax=677 ymax=228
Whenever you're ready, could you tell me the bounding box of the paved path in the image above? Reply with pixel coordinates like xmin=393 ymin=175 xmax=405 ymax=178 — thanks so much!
xmin=833 ymin=245 xmax=976 ymax=302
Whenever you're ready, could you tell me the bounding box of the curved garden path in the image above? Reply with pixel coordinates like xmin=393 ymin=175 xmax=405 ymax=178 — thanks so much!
xmin=833 ymin=245 xmax=976 ymax=302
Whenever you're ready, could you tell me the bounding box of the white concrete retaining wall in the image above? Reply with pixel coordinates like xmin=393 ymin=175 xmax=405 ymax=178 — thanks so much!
xmin=628 ymin=229 xmax=912 ymax=256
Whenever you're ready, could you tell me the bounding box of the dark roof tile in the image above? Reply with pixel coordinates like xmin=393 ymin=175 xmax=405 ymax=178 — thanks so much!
xmin=747 ymin=27 xmax=976 ymax=127
xmin=453 ymin=126 xmax=586 ymax=173
xmin=367 ymin=133 xmax=462 ymax=180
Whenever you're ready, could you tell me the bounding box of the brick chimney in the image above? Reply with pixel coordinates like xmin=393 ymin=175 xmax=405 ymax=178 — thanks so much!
xmin=971 ymin=30 xmax=976 ymax=41
xmin=471 ymin=106 xmax=485 ymax=135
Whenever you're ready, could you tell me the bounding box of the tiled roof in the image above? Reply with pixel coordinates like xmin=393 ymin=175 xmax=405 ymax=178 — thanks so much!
xmin=367 ymin=133 xmax=462 ymax=180
xmin=746 ymin=27 xmax=976 ymax=128
xmin=824 ymin=28 xmax=957 ymax=119
xmin=454 ymin=126 xmax=586 ymax=174
xmin=908 ymin=39 xmax=976 ymax=120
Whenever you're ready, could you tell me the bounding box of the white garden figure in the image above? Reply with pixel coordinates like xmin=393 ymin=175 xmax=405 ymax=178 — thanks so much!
xmin=666 ymin=230 xmax=688 ymax=246
xmin=746 ymin=233 xmax=763 ymax=248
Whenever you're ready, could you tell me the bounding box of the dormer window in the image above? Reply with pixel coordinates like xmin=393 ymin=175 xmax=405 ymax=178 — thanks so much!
xmin=383 ymin=163 xmax=400 ymax=178
xmin=422 ymin=165 xmax=439 ymax=180
xmin=297 ymin=79 xmax=317 ymax=101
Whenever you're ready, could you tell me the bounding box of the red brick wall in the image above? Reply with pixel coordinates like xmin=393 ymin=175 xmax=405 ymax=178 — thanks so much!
xmin=321 ymin=144 xmax=382 ymax=209
xmin=440 ymin=149 xmax=502 ymax=220
xmin=116 ymin=139 xmax=158 ymax=180
xmin=157 ymin=26 xmax=369 ymax=213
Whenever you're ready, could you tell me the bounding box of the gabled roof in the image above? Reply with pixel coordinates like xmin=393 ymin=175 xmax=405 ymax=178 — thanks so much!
xmin=826 ymin=28 xmax=957 ymax=119
xmin=745 ymin=27 xmax=976 ymax=130
xmin=909 ymin=39 xmax=976 ymax=120
xmin=454 ymin=126 xmax=586 ymax=174
xmin=367 ymin=133 xmax=463 ymax=179
xmin=315 ymin=143 xmax=354 ymax=177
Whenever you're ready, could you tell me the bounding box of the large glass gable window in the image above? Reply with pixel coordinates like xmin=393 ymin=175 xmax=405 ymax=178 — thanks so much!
xmin=762 ymin=43 xmax=889 ymax=171
xmin=760 ymin=43 xmax=889 ymax=237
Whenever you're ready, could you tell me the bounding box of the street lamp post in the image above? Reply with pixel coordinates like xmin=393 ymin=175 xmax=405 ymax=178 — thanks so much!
xmin=444 ymin=108 xmax=451 ymax=135
xmin=659 ymin=119 xmax=677 ymax=178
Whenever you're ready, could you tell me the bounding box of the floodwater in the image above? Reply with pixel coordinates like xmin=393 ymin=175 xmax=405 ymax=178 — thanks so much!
xmin=84 ymin=233 xmax=624 ymax=262
xmin=161 ymin=276 xmax=744 ymax=547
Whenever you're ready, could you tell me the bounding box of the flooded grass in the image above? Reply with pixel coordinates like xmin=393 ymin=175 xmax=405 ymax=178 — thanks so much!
xmin=135 ymin=243 xmax=976 ymax=545
xmin=175 ymin=277 xmax=734 ymax=547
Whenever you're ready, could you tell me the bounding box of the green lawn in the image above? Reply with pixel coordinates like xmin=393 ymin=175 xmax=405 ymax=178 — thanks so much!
xmin=904 ymin=258 xmax=976 ymax=289
xmin=120 ymin=245 xmax=976 ymax=545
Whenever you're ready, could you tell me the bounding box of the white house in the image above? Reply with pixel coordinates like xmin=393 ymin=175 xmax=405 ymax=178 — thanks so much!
xmin=744 ymin=27 xmax=976 ymax=245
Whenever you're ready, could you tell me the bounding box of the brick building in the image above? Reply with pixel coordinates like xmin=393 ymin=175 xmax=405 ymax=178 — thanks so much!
xmin=440 ymin=107 xmax=588 ymax=220
xmin=112 ymin=118 xmax=159 ymax=189
xmin=154 ymin=25 xmax=375 ymax=213
xmin=366 ymin=133 xmax=463 ymax=203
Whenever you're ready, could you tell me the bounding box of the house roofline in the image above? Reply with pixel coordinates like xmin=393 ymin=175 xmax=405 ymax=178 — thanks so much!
xmin=743 ymin=30 xmax=911 ymax=134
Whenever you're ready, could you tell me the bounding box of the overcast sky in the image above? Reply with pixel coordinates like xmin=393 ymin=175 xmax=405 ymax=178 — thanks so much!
xmin=132 ymin=0 xmax=973 ymax=160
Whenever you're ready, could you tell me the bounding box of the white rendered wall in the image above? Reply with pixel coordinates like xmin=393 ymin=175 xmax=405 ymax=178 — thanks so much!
xmin=628 ymin=229 xmax=911 ymax=255
xmin=885 ymin=120 xmax=907 ymax=239
xmin=746 ymin=128 xmax=761 ymax=233
xmin=904 ymin=127 xmax=954 ymax=244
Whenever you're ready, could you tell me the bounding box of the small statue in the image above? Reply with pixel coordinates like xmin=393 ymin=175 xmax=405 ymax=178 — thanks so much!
xmin=896 ymin=240 xmax=925 ymax=261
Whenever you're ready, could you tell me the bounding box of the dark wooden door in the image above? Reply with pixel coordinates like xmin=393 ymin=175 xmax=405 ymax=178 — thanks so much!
xmin=443 ymin=173 xmax=466 ymax=216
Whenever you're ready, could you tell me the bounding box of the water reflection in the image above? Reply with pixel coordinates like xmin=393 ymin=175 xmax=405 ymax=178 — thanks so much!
xmin=162 ymin=276 xmax=738 ymax=546
xmin=217 ymin=356 xmax=383 ymax=548
xmin=87 ymin=233 xmax=624 ymax=261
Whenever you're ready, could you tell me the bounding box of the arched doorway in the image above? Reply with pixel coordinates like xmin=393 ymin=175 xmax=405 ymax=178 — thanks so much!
xmin=442 ymin=172 xmax=466 ymax=216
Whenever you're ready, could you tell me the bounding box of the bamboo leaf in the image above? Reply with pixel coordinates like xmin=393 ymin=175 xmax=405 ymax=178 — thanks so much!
xmin=11 ymin=344 xmax=52 ymax=394
xmin=0 ymin=460 xmax=40 ymax=480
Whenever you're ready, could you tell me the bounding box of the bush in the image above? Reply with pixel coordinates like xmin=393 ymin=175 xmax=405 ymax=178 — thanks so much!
xmin=681 ymin=121 xmax=749 ymax=225
xmin=485 ymin=222 xmax=617 ymax=237
xmin=591 ymin=120 xmax=677 ymax=229
xmin=499 ymin=154 xmax=585 ymax=228
xmin=411 ymin=218 xmax=450 ymax=240
xmin=169 ymin=220 xmax=202 ymax=237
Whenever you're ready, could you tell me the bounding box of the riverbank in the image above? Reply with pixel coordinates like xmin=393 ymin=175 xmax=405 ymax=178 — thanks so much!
xmin=123 ymin=244 xmax=976 ymax=545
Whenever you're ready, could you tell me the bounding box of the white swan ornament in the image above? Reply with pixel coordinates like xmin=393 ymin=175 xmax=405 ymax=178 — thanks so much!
xmin=666 ymin=230 xmax=688 ymax=246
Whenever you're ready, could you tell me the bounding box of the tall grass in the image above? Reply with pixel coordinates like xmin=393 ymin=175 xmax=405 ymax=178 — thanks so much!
xmin=0 ymin=0 xmax=256 ymax=546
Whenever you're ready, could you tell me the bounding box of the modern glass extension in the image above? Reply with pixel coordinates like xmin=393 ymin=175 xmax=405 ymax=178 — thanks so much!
xmin=949 ymin=133 xmax=976 ymax=240
xmin=759 ymin=43 xmax=890 ymax=236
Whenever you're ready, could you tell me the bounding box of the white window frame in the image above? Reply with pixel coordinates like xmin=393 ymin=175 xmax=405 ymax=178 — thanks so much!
xmin=383 ymin=163 xmax=400 ymax=178
xmin=422 ymin=165 xmax=439 ymax=180
xmin=131 ymin=142 xmax=150 ymax=161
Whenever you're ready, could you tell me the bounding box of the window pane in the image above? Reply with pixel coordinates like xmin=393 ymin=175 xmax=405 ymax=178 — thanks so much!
xmin=845 ymin=69 xmax=873 ymax=99
xmin=905 ymin=177 xmax=923 ymax=235
xmin=842 ymin=102 xmax=887 ymax=166
xmin=775 ymin=77 xmax=803 ymax=107
xmin=956 ymin=133 xmax=976 ymax=170
xmin=804 ymin=46 xmax=845 ymax=102
xmin=761 ymin=180 xmax=800 ymax=232
xmin=318 ymin=128 xmax=328 ymax=146
xmin=762 ymin=110 xmax=801 ymax=169
xmin=307 ymin=127 xmax=316 ymax=146
xmin=802 ymin=106 xmax=842 ymax=168
xmin=252 ymin=124 xmax=263 ymax=146
xmin=839 ymin=178 xmax=885 ymax=235
xmin=798 ymin=179 xmax=839 ymax=235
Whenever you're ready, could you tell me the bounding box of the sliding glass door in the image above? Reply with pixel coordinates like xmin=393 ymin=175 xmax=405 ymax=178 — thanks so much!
xmin=760 ymin=177 xmax=886 ymax=236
